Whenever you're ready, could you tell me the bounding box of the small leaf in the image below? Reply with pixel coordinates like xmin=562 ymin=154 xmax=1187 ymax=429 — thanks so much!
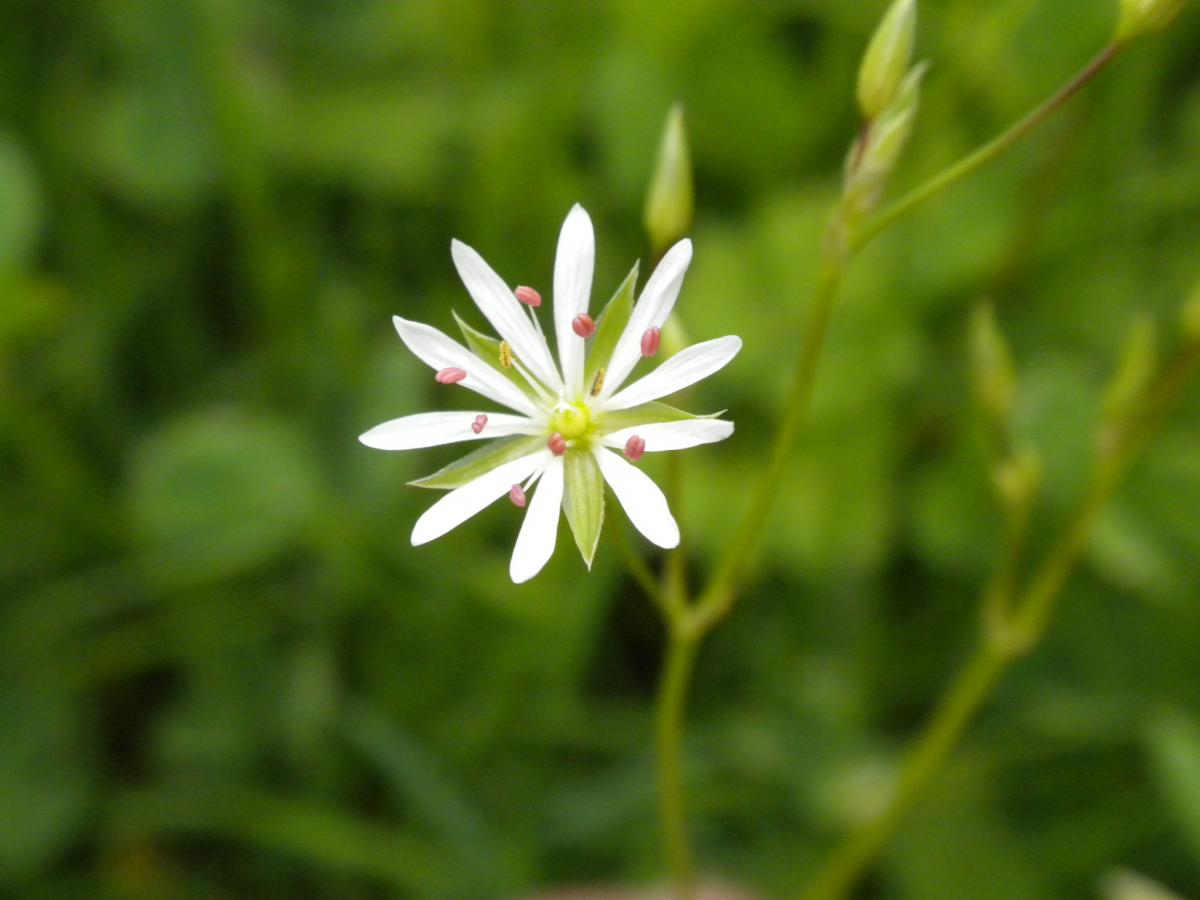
xmin=452 ymin=311 xmax=534 ymax=395
xmin=969 ymin=302 xmax=1017 ymax=425
xmin=599 ymin=401 xmax=714 ymax=433
xmin=562 ymin=451 xmax=605 ymax=568
xmin=584 ymin=263 xmax=638 ymax=390
xmin=1147 ymin=711 xmax=1200 ymax=857
xmin=410 ymin=436 xmax=544 ymax=490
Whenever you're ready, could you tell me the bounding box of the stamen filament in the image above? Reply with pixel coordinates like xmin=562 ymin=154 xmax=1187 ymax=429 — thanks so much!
xmin=510 ymin=355 xmax=557 ymax=404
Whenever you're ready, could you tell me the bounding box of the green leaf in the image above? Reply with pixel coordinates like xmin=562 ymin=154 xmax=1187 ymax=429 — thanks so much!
xmin=583 ymin=262 xmax=638 ymax=391
xmin=599 ymin=401 xmax=716 ymax=433
xmin=452 ymin=311 xmax=534 ymax=395
xmin=128 ymin=409 xmax=321 ymax=588
xmin=0 ymin=689 xmax=92 ymax=879
xmin=410 ymin=435 xmax=544 ymax=490
xmin=562 ymin=451 xmax=604 ymax=568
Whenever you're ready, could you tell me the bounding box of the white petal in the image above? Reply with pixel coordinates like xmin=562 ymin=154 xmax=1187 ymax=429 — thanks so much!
xmin=359 ymin=411 xmax=539 ymax=450
xmin=393 ymin=316 xmax=539 ymax=416
xmin=602 ymin=418 xmax=734 ymax=452
xmin=451 ymin=239 xmax=562 ymax=391
xmin=411 ymin=452 xmax=546 ymax=546
xmin=601 ymin=336 xmax=742 ymax=412
xmin=594 ymin=448 xmax=679 ymax=549
xmin=601 ymin=238 xmax=692 ymax=397
xmin=509 ymin=454 xmax=565 ymax=583
xmin=553 ymin=205 xmax=595 ymax=398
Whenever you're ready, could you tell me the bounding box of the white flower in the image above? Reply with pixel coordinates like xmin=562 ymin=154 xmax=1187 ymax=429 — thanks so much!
xmin=360 ymin=204 xmax=741 ymax=583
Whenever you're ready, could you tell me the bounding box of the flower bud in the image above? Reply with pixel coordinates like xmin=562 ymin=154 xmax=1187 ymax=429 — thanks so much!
xmin=644 ymin=103 xmax=694 ymax=258
xmin=857 ymin=0 xmax=917 ymax=121
xmin=843 ymin=62 xmax=927 ymax=221
xmin=1103 ymin=314 xmax=1158 ymax=426
xmin=1116 ymin=0 xmax=1187 ymax=43
xmin=992 ymin=446 xmax=1042 ymax=517
xmin=969 ymin=303 xmax=1017 ymax=425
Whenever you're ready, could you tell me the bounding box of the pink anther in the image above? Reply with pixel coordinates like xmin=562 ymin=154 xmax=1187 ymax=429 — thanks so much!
xmin=471 ymin=414 xmax=488 ymax=434
xmin=548 ymin=432 xmax=567 ymax=456
xmin=514 ymin=286 xmax=542 ymax=307
xmin=623 ymin=434 xmax=646 ymax=461
xmin=572 ymin=313 xmax=596 ymax=338
xmin=640 ymin=326 xmax=662 ymax=357
xmin=509 ymin=483 xmax=527 ymax=507
xmin=435 ymin=367 xmax=468 ymax=384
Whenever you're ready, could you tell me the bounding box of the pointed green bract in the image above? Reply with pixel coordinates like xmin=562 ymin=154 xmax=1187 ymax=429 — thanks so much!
xmin=409 ymin=435 xmax=544 ymax=490
xmin=584 ymin=262 xmax=639 ymax=390
xmin=452 ymin=311 xmax=535 ymax=395
xmin=563 ymin=450 xmax=605 ymax=568
xmin=1103 ymin=314 xmax=1158 ymax=425
xmin=599 ymin=401 xmax=716 ymax=433
xmin=969 ymin=303 xmax=1016 ymax=425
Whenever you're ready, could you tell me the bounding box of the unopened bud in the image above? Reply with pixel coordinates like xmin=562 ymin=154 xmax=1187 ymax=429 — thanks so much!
xmin=1103 ymin=314 xmax=1158 ymax=425
xmin=969 ymin=303 xmax=1017 ymax=424
xmin=992 ymin=447 xmax=1042 ymax=516
xmin=1116 ymin=0 xmax=1187 ymax=43
xmin=644 ymin=103 xmax=694 ymax=257
xmin=844 ymin=62 xmax=927 ymax=221
xmin=857 ymin=0 xmax=917 ymax=121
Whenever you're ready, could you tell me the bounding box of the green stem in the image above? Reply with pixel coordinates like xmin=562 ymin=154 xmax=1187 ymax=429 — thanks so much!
xmin=656 ymin=626 xmax=700 ymax=895
xmin=652 ymin=36 xmax=1131 ymax=894
xmin=690 ymin=261 xmax=845 ymax=636
xmin=799 ymin=642 xmax=1010 ymax=900
xmin=799 ymin=340 xmax=1200 ymax=900
xmin=851 ymin=43 xmax=1122 ymax=253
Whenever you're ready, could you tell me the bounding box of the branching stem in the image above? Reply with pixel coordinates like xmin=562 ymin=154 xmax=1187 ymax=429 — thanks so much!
xmin=640 ymin=38 xmax=1132 ymax=895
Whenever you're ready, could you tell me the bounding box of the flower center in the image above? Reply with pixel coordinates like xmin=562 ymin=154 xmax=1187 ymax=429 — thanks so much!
xmin=551 ymin=401 xmax=592 ymax=441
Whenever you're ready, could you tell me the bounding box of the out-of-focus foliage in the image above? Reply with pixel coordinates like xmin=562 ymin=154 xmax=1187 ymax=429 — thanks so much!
xmin=1 ymin=0 xmax=1199 ymax=897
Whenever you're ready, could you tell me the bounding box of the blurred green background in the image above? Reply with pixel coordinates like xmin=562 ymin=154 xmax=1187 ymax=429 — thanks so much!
xmin=3 ymin=0 xmax=1200 ymax=897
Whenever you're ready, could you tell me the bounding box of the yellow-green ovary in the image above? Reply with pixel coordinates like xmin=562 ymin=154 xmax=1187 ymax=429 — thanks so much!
xmin=551 ymin=401 xmax=593 ymax=442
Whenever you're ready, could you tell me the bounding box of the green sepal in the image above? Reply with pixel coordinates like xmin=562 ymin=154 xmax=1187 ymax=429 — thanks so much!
xmin=584 ymin=262 xmax=638 ymax=390
xmin=452 ymin=311 xmax=534 ymax=396
xmin=409 ymin=435 xmax=544 ymax=490
xmin=562 ymin=450 xmax=604 ymax=569
xmin=598 ymin=401 xmax=721 ymax=433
